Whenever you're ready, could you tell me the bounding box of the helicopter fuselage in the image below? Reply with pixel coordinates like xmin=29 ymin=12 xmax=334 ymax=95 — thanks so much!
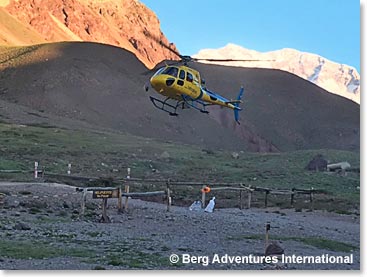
xmin=150 ymin=65 xmax=238 ymax=110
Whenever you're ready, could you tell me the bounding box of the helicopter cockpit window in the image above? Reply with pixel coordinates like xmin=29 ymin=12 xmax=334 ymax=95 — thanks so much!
xmin=162 ymin=67 xmax=178 ymax=78
xmin=179 ymin=70 xmax=186 ymax=80
xmin=152 ymin=67 xmax=165 ymax=77
xmin=186 ymin=72 xmax=194 ymax=82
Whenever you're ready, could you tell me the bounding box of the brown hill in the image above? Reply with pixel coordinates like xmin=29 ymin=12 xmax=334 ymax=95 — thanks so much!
xmin=0 ymin=0 xmax=178 ymax=68
xmin=0 ymin=42 xmax=360 ymax=152
xmin=195 ymin=63 xmax=359 ymax=152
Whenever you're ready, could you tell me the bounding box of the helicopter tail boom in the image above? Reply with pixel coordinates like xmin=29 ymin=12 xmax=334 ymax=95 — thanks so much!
xmin=234 ymin=86 xmax=244 ymax=125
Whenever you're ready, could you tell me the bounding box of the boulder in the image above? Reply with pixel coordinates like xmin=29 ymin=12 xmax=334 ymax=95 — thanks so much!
xmin=14 ymin=222 xmax=31 ymax=231
xmin=265 ymin=241 xmax=284 ymax=256
xmin=306 ymin=154 xmax=328 ymax=171
xmin=160 ymin=151 xmax=170 ymax=159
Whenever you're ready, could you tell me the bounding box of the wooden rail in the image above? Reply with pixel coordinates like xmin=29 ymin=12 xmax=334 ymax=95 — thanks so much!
xmin=3 ymin=166 xmax=328 ymax=211
xmin=42 ymin=171 xmax=328 ymax=210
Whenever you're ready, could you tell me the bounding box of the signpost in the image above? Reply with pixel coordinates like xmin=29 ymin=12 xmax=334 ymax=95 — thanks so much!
xmin=90 ymin=188 xmax=120 ymax=223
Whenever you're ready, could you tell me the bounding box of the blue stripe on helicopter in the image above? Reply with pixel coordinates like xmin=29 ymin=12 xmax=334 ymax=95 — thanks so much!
xmin=194 ymin=88 xmax=204 ymax=100
xmin=203 ymin=88 xmax=235 ymax=105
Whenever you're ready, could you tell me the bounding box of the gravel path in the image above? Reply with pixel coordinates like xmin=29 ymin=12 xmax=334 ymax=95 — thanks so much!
xmin=0 ymin=182 xmax=360 ymax=270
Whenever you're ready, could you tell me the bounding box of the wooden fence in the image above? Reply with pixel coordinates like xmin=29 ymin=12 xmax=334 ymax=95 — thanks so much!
xmin=44 ymin=172 xmax=327 ymax=212
xmin=1 ymin=164 xmax=328 ymax=212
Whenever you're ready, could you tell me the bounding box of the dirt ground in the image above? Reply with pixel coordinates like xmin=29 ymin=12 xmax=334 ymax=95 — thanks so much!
xmin=0 ymin=182 xmax=360 ymax=270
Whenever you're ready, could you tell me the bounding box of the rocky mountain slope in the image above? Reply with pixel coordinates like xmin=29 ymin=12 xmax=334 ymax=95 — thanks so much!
xmin=194 ymin=44 xmax=360 ymax=104
xmin=0 ymin=0 xmax=178 ymax=68
xmin=0 ymin=42 xmax=360 ymax=152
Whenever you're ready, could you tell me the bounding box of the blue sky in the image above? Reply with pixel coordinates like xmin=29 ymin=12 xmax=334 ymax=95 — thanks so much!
xmin=141 ymin=0 xmax=360 ymax=72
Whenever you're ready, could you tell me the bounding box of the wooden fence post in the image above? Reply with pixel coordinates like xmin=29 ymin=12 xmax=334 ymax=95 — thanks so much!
xmin=310 ymin=187 xmax=314 ymax=211
xmin=265 ymin=222 xmax=270 ymax=252
xmin=100 ymin=198 xmax=111 ymax=223
xmin=290 ymin=188 xmax=295 ymax=206
xmin=123 ymin=167 xmax=131 ymax=212
xmin=247 ymin=188 xmax=252 ymax=209
xmin=34 ymin=162 xmax=38 ymax=179
xmin=166 ymin=180 xmax=172 ymax=212
xmin=81 ymin=188 xmax=87 ymax=216
xmin=201 ymin=185 xmax=206 ymax=208
xmin=124 ymin=185 xmax=130 ymax=211
xmin=117 ymin=187 xmax=122 ymax=213
xmin=166 ymin=188 xmax=171 ymax=212
xmin=239 ymin=189 xmax=243 ymax=210
xmin=127 ymin=167 xmax=131 ymax=179
xmin=264 ymin=190 xmax=269 ymax=208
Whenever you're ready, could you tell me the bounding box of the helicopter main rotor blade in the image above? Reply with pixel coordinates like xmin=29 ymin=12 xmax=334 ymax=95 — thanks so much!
xmin=192 ymin=58 xmax=275 ymax=62
xmin=143 ymin=29 xmax=275 ymax=65
xmin=158 ymin=40 xmax=182 ymax=59
xmin=144 ymin=30 xmax=183 ymax=60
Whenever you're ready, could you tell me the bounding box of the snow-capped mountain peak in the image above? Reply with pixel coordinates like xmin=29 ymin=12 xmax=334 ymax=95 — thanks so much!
xmin=193 ymin=44 xmax=360 ymax=104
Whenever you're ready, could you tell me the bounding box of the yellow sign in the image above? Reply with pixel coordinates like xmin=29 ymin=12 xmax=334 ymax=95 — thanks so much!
xmin=92 ymin=189 xmax=119 ymax=199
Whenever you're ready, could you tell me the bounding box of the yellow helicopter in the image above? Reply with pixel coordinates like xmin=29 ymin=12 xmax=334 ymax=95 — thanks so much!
xmin=144 ymin=44 xmax=265 ymax=124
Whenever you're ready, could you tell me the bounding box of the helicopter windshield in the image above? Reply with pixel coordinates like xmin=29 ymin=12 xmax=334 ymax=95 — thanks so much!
xmin=161 ymin=67 xmax=179 ymax=78
xmin=152 ymin=67 xmax=165 ymax=77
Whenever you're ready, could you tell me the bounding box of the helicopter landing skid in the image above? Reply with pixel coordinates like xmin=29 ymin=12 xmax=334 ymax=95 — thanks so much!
xmin=149 ymin=96 xmax=181 ymax=116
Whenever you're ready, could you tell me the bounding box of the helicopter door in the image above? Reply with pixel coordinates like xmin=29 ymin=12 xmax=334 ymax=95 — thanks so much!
xmin=177 ymin=70 xmax=185 ymax=86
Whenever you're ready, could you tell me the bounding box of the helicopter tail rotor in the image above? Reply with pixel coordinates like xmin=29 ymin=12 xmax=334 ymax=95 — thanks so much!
xmin=234 ymin=86 xmax=244 ymax=125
